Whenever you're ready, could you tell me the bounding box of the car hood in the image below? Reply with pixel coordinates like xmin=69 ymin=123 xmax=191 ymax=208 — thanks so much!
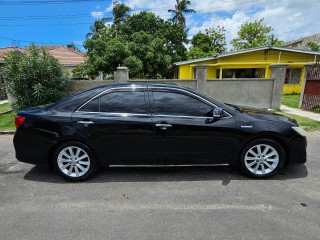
xmin=241 ymin=107 xmax=297 ymax=125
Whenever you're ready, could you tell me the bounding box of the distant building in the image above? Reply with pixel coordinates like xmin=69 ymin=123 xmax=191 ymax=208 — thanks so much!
xmin=174 ymin=46 xmax=320 ymax=94
xmin=285 ymin=33 xmax=320 ymax=49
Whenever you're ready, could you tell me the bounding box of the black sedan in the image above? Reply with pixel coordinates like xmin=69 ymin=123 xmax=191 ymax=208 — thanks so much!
xmin=13 ymin=83 xmax=307 ymax=181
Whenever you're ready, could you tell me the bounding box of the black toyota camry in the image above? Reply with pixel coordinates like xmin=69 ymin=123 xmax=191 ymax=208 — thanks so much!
xmin=13 ymin=83 xmax=307 ymax=181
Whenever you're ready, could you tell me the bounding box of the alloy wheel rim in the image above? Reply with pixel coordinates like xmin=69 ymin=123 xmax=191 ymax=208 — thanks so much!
xmin=244 ymin=144 xmax=279 ymax=175
xmin=57 ymin=146 xmax=90 ymax=178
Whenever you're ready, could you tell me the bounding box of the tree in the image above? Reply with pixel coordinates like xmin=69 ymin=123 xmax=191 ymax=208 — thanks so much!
xmin=84 ymin=37 xmax=130 ymax=77
xmin=66 ymin=42 xmax=80 ymax=52
xmin=113 ymin=1 xmax=131 ymax=25
xmin=306 ymin=41 xmax=320 ymax=51
xmin=86 ymin=18 xmax=111 ymax=39
xmin=268 ymin=34 xmax=285 ymax=47
xmin=82 ymin=12 xmax=188 ymax=79
xmin=188 ymin=26 xmax=226 ymax=59
xmin=168 ymin=0 xmax=195 ymax=27
xmin=205 ymin=26 xmax=227 ymax=53
xmin=2 ymin=45 xmax=68 ymax=110
xmin=231 ymin=19 xmax=283 ymax=50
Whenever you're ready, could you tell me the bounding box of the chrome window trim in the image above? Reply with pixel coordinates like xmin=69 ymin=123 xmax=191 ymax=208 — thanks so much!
xmin=73 ymin=111 xmax=229 ymax=120
xmin=75 ymin=85 xmax=233 ymax=119
xmin=73 ymin=111 xmax=151 ymax=117
xmin=152 ymin=114 xmax=232 ymax=120
xmin=148 ymin=86 xmax=233 ymax=118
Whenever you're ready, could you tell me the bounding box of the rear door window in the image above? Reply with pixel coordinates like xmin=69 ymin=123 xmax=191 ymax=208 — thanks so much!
xmin=78 ymin=98 xmax=99 ymax=112
xmin=100 ymin=91 xmax=147 ymax=114
xmin=78 ymin=91 xmax=147 ymax=114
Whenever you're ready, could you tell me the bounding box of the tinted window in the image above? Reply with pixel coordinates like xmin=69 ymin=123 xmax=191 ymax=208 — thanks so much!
xmin=79 ymin=98 xmax=99 ymax=112
xmin=100 ymin=91 xmax=146 ymax=114
xmin=152 ymin=91 xmax=213 ymax=117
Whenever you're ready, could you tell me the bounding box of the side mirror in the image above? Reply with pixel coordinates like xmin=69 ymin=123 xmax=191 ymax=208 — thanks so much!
xmin=212 ymin=107 xmax=223 ymax=118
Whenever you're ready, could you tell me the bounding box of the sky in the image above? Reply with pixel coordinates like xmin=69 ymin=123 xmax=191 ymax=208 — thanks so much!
xmin=0 ymin=0 xmax=319 ymax=51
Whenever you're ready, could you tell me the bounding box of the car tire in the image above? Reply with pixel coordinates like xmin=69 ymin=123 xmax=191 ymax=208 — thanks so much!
xmin=239 ymin=138 xmax=285 ymax=179
xmin=53 ymin=141 xmax=98 ymax=181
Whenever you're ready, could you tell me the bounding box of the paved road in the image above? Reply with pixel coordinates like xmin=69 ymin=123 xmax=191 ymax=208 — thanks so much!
xmin=0 ymin=133 xmax=320 ymax=240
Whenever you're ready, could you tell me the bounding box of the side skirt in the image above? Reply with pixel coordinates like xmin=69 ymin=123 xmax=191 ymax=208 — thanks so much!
xmin=109 ymin=164 xmax=230 ymax=168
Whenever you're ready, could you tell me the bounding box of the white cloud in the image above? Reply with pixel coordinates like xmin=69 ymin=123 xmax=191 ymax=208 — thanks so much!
xmin=188 ymin=11 xmax=250 ymax=49
xmin=188 ymin=0 xmax=320 ymax=49
xmin=90 ymin=0 xmax=320 ymax=46
xmin=91 ymin=11 xmax=104 ymax=18
xmin=250 ymin=0 xmax=320 ymax=41
xmin=105 ymin=2 xmax=113 ymax=12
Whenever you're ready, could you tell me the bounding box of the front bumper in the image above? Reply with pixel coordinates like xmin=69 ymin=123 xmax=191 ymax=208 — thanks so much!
xmin=287 ymin=134 xmax=307 ymax=164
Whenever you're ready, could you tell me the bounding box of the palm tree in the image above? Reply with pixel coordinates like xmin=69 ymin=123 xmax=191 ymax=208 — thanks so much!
xmin=86 ymin=18 xmax=111 ymax=39
xmin=168 ymin=0 xmax=195 ymax=28
xmin=66 ymin=42 xmax=80 ymax=52
xmin=113 ymin=1 xmax=131 ymax=25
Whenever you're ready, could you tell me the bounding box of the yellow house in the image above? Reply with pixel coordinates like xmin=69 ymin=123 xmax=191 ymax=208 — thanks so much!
xmin=174 ymin=46 xmax=320 ymax=94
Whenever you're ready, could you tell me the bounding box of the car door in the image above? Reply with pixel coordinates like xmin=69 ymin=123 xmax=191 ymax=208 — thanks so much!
xmin=72 ymin=87 xmax=155 ymax=165
xmin=149 ymin=88 xmax=237 ymax=165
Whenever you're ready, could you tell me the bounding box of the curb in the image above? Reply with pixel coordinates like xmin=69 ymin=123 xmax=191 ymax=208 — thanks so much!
xmin=0 ymin=130 xmax=15 ymax=135
xmin=0 ymin=110 xmax=13 ymax=115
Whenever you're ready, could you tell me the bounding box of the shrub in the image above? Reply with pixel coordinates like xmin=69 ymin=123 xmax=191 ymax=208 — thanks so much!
xmin=1 ymin=45 xmax=68 ymax=110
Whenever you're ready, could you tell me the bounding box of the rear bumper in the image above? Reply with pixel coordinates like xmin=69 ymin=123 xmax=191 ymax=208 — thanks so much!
xmin=287 ymin=135 xmax=307 ymax=164
xmin=13 ymin=128 xmax=55 ymax=166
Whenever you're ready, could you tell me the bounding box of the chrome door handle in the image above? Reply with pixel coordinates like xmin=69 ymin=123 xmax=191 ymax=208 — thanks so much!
xmin=77 ymin=121 xmax=94 ymax=127
xmin=155 ymin=123 xmax=172 ymax=130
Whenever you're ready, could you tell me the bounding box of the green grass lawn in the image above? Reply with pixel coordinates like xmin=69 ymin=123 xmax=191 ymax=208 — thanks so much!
xmin=273 ymin=110 xmax=320 ymax=131
xmin=0 ymin=102 xmax=11 ymax=113
xmin=0 ymin=111 xmax=16 ymax=131
xmin=281 ymin=94 xmax=300 ymax=108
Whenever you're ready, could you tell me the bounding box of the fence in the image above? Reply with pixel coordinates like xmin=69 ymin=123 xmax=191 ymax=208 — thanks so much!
xmin=67 ymin=65 xmax=288 ymax=109
xmin=300 ymin=63 xmax=320 ymax=112
xmin=0 ymin=77 xmax=7 ymax=100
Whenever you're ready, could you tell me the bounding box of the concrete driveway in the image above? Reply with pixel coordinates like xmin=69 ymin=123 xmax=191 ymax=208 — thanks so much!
xmin=0 ymin=133 xmax=320 ymax=240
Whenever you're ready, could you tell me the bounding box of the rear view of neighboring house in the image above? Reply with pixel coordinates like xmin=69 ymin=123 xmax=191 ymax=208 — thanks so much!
xmin=285 ymin=33 xmax=320 ymax=50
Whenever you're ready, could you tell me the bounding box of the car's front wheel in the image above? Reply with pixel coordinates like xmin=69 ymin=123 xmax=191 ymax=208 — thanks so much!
xmin=53 ymin=141 xmax=98 ymax=181
xmin=239 ymin=139 xmax=285 ymax=178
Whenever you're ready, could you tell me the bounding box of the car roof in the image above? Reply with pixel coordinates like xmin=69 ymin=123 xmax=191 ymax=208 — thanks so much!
xmin=98 ymin=82 xmax=184 ymax=89
xmin=49 ymin=83 xmax=236 ymax=114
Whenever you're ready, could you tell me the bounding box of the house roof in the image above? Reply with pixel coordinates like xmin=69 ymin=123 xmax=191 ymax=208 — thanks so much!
xmin=174 ymin=46 xmax=320 ymax=66
xmin=0 ymin=45 xmax=85 ymax=65
xmin=46 ymin=46 xmax=85 ymax=65
xmin=0 ymin=47 xmax=25 ymax=60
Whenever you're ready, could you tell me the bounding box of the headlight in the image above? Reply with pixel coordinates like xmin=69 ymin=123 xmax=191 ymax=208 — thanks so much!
xmin=292 ymin=126 xmax=307 ymax=137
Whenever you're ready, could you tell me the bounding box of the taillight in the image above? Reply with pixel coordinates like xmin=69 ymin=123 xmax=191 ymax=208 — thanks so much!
xmin=15 ymin=116 xmax=25 ymax=129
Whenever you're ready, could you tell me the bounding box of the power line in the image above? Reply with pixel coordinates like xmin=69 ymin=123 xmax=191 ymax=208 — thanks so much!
xmin=278 ymin=21 xmax=318 ymax=36
xmin=0 ymin=0 xmax=258 ymax=23
xmin=0 ymin=14 xmax=93 ymax=20
xmin=0 ymin=0 xmax=101 ymax=5
xmin=0 ymin=36 xmax=83 ymax=46
xmin=0 ymin=0 xmax=257 ymax=21
xmin=0 ymin=22 xmax=92 ymax=27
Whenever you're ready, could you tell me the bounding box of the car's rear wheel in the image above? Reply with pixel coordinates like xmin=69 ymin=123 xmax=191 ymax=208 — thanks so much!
xmin=239 ymin=139 xmax=285 ymax=178
xmin=53 ymin=141 xmax=98 ymax=181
